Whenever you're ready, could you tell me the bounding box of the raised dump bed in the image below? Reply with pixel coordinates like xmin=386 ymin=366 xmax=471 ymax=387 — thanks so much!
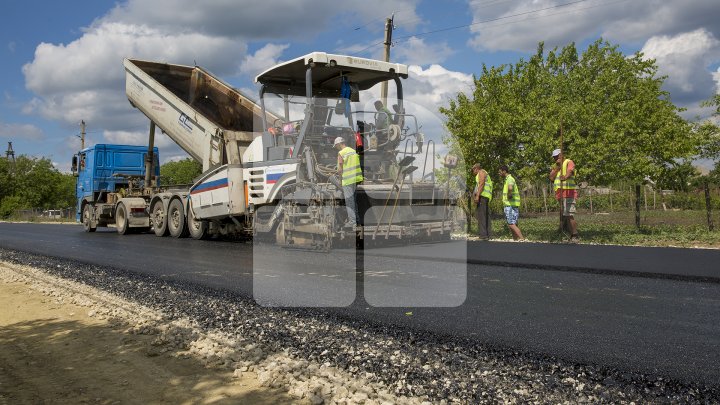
xmin=124 ymin=58 xmax=276 ymax=170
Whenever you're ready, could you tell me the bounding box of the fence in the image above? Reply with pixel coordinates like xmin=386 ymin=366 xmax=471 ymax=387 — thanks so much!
xmin=469 ymin=181 xmax=720 ymax=232
xmin=12 ymin=208 xmax=76 ymax=222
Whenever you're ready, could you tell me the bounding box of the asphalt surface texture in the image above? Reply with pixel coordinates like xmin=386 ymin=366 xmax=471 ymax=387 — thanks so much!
xmin=1 ymin=222 xmax=719 ymax=389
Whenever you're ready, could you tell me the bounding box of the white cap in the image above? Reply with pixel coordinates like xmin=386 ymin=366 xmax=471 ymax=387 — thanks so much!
xmin=333 ymin=136 xmax=345 ymax=147
xmin=552 ymin=148 xmax=562 ymax=158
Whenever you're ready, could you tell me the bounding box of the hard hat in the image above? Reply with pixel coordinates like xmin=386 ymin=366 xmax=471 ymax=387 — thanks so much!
xmin=552 ymin=148 xmax=562 ymax=158
xmin=333 ymin=136 xmax=345 ymax=146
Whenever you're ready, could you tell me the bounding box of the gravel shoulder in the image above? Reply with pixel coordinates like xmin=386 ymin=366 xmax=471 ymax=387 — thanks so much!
xmin=0 ymin=261 xmax=299 ymax=405
xmin=1 ymin=249 xmax=718 ymax=405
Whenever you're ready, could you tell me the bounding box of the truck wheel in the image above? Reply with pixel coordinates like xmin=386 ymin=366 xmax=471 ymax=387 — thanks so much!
xmin=82 ymin=204 xmax=96 ymax=233
xmin=151 ymin=201 xmax=169 ymax=237
xmin=187 ymin=205 xmax=208 ymax=240
xmin=167 ymin=199 xmax=188 ymax=238
xmin=116 ymin=203 xmax=130 ymax=235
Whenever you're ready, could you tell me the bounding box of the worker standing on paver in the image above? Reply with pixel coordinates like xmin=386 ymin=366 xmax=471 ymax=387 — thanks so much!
xmin=499 ymin=165 xmax=524 ymax=241
xmin=335 ymin=137 xmax=363 ymax=229
xmin=374 ymin=100 xmax=394 ymax=133
xmin=549 ymin=149 xmax=579 ymax=243
xmin=472 ymin=163 xmax=493 ymax=240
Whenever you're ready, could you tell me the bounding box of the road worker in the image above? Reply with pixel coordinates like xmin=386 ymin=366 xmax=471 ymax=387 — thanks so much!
xmin=334 ymin=137 xmax=363 ymax=229
xmin=549 ymin=149 xmax=579 ymax=242
xmin=374 ymin=100 xmax=394 ymax=133
xmin=471 ymin=163 xmax=493 ymax=240
xmin=499 ymin=165 xmax=524 ymax=241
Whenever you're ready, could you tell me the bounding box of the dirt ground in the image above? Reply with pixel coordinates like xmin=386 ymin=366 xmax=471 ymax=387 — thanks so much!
xmin=0 ymin=271 xmax=296 ymax=405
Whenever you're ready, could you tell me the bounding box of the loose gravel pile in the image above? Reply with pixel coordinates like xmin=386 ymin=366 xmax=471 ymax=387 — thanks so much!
xmin=1 ymin=247 xmax=718 ymax=404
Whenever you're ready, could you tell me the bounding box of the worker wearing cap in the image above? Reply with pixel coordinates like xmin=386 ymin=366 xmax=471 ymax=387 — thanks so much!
xmin=499 ymin=165 xmax=524 ymax=241
xmin=334 ymin=137 xmax=363 ymax=228
xmin=374 ymin=100 xmax=394 ymax=133
xmin=549 ymin=149 xmax=579 ymax=242
xmin=472 ymin=163 xmax=493 ymax=240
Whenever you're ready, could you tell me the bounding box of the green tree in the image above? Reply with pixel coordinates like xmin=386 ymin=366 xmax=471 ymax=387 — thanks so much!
xmin=0 ymin=155 xmax=75 ymax=218
xmin=441 ymin=39 xmax=698 ymax=228
xmin=657 ymin=160 xmax=700 ymax=192
xmin=160 ymin=158 xmax=202 ymax=185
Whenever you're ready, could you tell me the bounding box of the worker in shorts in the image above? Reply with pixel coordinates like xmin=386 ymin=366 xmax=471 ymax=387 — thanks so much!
xmin=499 ymin=165 xmax=524 ymax=241
xmin=549 ymin=149 xmax=579 ymax=243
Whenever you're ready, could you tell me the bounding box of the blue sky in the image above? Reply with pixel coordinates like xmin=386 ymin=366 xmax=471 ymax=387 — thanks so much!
xmin=1 ymin=0 xmax=719 ymax=171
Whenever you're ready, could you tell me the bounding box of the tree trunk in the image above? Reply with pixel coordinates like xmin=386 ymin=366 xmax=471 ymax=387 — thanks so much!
xmin=542 ymin=186 xmax=548 ymax=216
xmin=705 ymin=180 xmax=714 ymax=232
xmin=589 ymin=188 xmax=594 ymax=214
xmin=635 ymin=184 xmax=641 ymax=229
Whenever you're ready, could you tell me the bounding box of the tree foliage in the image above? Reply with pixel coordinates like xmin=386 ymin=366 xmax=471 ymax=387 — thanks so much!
xmin=159 ymin=158 xmax=202 ymax=185
xmin=0 ymin=155 xmax=76 ymax=217
xmin=441 ymin=39 xmax=700 ymax=189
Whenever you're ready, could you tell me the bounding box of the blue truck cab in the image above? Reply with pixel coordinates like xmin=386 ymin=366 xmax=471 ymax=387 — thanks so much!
xmin=72 ymin=144 xmax=159 ymax=222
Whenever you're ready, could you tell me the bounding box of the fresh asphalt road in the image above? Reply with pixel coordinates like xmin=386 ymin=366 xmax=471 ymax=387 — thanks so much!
xmin=1 ymin=222 xmax=719 ymax=386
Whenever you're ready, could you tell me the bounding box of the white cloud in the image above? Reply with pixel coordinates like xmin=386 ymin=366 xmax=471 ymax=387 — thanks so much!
xmin=21 ymin=1 xmax=423 ymax=166
xmin=641 ymin=29 xmax=720 ymax=115
xmin=23 ymin=23 xmax=244 ymax=97
xmin=102 ymin=0 xmax=421 ymax=39
xmin=405 ymin=64 xmax=473 ymax=107
xmin=0 ymin=121 xmax=44 ymax=141
xmin=393 ymin=37 xmax=454 ymax=66
xmin=394 ymin=64 xmax=473 ymax=164
xmin=103 ymin=129 xmax=176 ymax=149
xmin=240 ymin=43 xmax=290 ymax=77
xmin=467 ymin=0 xmax=720 ymax=52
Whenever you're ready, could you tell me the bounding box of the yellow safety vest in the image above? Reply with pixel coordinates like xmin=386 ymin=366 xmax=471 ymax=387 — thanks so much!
xmin=503 ymin=174 xmax=520 ymax=207
xmin=339 ymin=146 xmax=363 ymax=186
xmin=553 ymin=159 xmax=577 ymax=191
xmin=476 ymin=170 xmax=493 ymax=201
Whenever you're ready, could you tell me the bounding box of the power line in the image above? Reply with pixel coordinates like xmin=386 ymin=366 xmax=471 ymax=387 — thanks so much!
xmin=349 ymin=0 xmax=620 ymax=57
xmin=391 ymin=0 xmax=629 ymax=48
xmin=349 ymin=40 xmax=385 ymax=57
xmin=393 ymin=0 xmax=596 ymax=41
xmin=474 ymin=0 xmax=629 ymax=33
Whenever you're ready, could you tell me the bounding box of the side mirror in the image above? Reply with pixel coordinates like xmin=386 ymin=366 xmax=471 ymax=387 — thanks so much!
xmin=71 ymin=156 xmax=78 ymax=177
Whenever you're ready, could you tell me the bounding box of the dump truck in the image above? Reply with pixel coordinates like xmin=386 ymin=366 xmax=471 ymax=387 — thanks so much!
xmin=73 ymin=52 xmax=459 ymax=249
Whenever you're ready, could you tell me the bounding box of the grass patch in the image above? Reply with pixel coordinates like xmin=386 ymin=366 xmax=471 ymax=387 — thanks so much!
xmin=473 ymin=210 xmax=720 ymax=248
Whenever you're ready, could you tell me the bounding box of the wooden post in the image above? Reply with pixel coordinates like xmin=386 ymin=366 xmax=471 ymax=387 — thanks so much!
xmin=80 ymin=120 xmax=86 ymax=150
xmin=705 ymin=180 xmax=714 ymax=231
xmin=635 ymin=184 xmax=641 ymax=229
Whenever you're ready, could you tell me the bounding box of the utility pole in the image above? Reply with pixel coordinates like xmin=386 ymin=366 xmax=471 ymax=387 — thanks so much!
xmin=5 ymin=142 xmax=15 ymax=176
xmin=380 ymin=13 xmax=395 ymax=107
xmin=5 ymin=142 xmax=15 ymax=163
xmin=80 ymin=120 xmax=86 ymax=149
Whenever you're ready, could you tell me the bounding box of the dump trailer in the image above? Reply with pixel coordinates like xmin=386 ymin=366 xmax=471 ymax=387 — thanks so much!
xmin=74 ymin=53 xmax=458 ymax=249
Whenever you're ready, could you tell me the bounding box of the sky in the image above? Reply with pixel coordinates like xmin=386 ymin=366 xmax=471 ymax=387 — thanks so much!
xmin=1 ymin=0 xmax=719 ymax=172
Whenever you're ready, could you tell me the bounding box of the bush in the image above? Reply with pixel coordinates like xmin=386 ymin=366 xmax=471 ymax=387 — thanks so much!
xmin=0 ymin=196 xmax=24 ymax=219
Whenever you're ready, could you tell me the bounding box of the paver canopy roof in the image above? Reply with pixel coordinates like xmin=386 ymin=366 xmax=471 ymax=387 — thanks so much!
xmin=255 ymin=52 xmax=409 ymax=100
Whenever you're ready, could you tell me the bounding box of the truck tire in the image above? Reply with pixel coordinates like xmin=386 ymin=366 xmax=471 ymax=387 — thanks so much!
xmin=167 ymin=198 xmax=188 ymax=238
xmin=82 ymin=204 xmax=96 ymax=233
xmin=187 ymin=204 xmax=208 ymax=240
xmin=116 ymin=203 xmax=130 ymax=235
xmin=151 ymin=200 xmax=169 ymax=237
